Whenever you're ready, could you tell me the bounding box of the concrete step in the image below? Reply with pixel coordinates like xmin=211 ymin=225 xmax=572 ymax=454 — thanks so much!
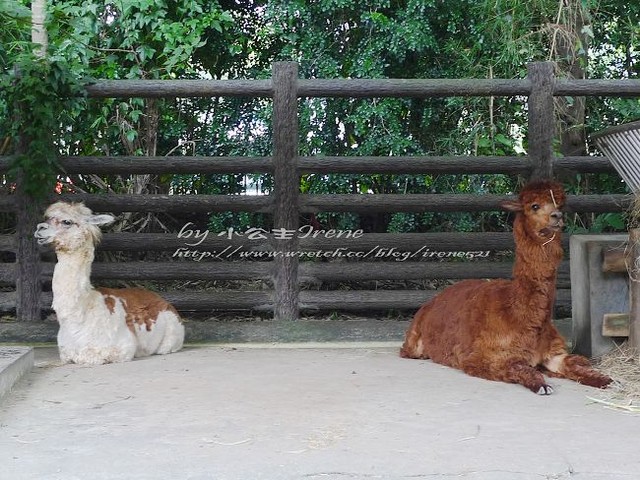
xmin=0 ymin=346 xmax=34 ymax=401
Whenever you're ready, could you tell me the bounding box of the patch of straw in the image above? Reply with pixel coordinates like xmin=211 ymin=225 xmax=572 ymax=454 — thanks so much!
xmin=589 ymin=343 xmax=640 ymax=413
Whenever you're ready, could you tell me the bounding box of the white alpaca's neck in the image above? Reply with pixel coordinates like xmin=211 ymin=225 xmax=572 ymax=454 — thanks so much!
xmin=51 ymin=246 xmax=97 ymax=317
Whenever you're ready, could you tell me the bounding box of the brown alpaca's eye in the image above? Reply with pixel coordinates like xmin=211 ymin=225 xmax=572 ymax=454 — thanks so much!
xmin=531 ymin=204 xmax=540 ymax=211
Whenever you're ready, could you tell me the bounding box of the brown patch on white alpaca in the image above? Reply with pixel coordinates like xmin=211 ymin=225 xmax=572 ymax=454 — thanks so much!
xmin=103 ymin=295 xmax=116 ymax=315
xmin=98 ymin=287 xmax=180 ymax=333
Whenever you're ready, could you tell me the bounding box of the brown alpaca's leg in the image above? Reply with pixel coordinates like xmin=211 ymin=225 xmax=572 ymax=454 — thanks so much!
xmin=461 ymin=356 xmax=554 ymax=395
xmin=499 ymin=360 xmax=555 ymax=395
xmin=544 ymin=353 xmax=612 ymax=389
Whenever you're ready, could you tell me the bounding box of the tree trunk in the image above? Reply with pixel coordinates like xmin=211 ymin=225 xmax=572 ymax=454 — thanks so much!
xmin=554 ymin=0 xmax=589 ymax=158
xmin=31 ymin=0 xmax=47 ymax=58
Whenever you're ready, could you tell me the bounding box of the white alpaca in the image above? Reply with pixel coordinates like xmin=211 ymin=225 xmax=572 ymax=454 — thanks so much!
xmin=34 ymin=202 xmax=185 ymax=365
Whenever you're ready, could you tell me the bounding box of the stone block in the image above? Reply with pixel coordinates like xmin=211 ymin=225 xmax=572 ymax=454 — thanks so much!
xmin=570 ymin=234 xmax=628 ymax=357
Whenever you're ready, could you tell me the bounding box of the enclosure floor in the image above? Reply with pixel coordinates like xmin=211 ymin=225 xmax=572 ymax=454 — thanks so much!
xmin=1 ymin=345 xmax=637 ymax=480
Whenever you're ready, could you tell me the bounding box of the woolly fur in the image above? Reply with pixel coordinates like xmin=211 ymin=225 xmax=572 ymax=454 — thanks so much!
xmin=35 ymin=202 xmax=184 ymax=365
xmin=400 ymin=181 xmax=612 ymax=394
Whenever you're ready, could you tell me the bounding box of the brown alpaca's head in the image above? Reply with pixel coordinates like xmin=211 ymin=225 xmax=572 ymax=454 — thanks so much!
xmin=501 ymin=181 xmax=566 ymax=246
xmin=34 ymin=202 xmax=115 ymax=253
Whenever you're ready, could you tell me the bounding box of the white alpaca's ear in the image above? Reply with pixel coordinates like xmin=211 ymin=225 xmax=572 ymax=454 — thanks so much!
xmin=88 ymin=214 xmax=115 ymax=226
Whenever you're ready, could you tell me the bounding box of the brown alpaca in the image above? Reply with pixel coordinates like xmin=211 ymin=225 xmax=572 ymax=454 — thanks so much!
xmin=401 ymin=180 xmax=612 ymax=394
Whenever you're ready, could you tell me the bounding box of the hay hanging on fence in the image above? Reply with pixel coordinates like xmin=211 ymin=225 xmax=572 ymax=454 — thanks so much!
xmin=623 ymin=197 xmax=640 ymax=283
xmin=629 ymin=194 xmax=640 ymax=230
xmin=589 ymin=343 xmax=640 ymax=413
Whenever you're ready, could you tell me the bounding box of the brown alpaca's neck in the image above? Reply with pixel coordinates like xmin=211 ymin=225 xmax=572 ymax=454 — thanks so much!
xmin=511 ymin=217 xmax=563 ymax=306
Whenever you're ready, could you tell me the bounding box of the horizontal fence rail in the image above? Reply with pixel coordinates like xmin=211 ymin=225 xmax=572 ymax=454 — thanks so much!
xmin=3 ymin=232 xmax=573 ymax=254
xmin=79 ymin=78 xmax=640 ymax=99
xmin=0 ymin=289 xmax=574 ymax=315
xmin=0 ymin=193 xmax=630 ymax=214
xmin=84 ymin=79 xmax=273 ymax=98
xmin=0 ymin=155 xmax=617 ymax=175
xmin=0 ymin=260 xmax=571 ymax=284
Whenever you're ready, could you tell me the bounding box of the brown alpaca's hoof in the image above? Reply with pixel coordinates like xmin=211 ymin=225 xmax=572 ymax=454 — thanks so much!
xmin=591 ymin=375 xmax=613 ymax=389
xmin=533 ymin=384 xmax=554 ymax=395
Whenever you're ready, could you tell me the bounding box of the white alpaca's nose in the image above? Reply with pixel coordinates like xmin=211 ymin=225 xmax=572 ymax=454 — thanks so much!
xmin=34 ymin=223 xmax=53 ymax=244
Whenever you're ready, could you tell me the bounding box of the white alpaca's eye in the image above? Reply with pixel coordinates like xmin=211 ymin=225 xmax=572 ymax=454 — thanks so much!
xmin=62 ymin=220 xmax=74 ymax=226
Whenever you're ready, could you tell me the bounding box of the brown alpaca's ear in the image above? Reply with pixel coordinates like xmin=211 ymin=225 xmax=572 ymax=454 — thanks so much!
xmin=501 ymin=200 xmax=523 ymax=212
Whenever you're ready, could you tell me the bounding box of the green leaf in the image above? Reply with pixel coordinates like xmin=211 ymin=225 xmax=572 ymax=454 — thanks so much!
xmin=125 ymin=130 xmax=137 ymax=143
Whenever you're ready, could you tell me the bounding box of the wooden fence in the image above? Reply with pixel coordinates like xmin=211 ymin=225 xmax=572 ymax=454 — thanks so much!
xmin=0 ymin=61 xmax=638 ymax=331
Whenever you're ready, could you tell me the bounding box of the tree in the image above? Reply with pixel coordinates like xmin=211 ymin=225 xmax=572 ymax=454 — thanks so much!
xmin=31 ymin=0 xmax=47 ymax=58
xmin=1 ymin=0 xmax=638 ymax=234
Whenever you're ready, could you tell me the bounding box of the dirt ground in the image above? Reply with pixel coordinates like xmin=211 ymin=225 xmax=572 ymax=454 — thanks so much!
xmin=1 ymin=344 xmax=639 ymax=479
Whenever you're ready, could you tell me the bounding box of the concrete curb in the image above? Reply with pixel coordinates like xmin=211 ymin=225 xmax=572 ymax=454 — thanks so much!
xmin=0 ymin=346 xmax=34 ymax=401
xmin=0 ymin=318 xmax=410 ymax=344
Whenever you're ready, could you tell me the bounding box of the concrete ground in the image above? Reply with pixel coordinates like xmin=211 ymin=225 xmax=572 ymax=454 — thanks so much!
xmin=0 ymin=344 xmax=639 ymax=480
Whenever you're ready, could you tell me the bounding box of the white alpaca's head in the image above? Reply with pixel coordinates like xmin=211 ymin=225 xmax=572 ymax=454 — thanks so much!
xmin=34 ymin=202 xmax=115 ymax=252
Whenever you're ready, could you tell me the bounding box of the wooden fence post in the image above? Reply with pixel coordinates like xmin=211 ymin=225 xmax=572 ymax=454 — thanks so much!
xmin=12 ymin=71 xmax=43 ymax=322
xmin=527 ymin=62 xmax=556 ymax=181
xmin=272 ymin=62 xmax=300 ymax=320
xmin=15 ymin=175 xmax=42 ymax=322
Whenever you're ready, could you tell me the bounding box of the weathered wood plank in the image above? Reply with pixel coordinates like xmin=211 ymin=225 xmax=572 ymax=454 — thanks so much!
xmin=54 ymin=77 xmax=640 ymax=101
xmin=45 ymin=290 xmax=275 ymax=312
xmin=55 ymin=231 xmax=530 ymax=252
xmin=0 ymin=155 xmax=616 ymax=175
xmin=302 ymin=156 xmax=615 ymax=175
xmin=81 ymin=78 xmax=532 ymax=99
xmin=4 ymin=231 xmax=522 ymax=254
xmin=14 ymin=170 xmax=42 ymax=321
xmin=555 ymin=79 xmax=640 ymax=97
xmin=272 ymin=62 xmax=300 ymax=320
xmin=164 ymin=291 xmax=274 ymax=311
xmin=0 ymin=286 xmax=572 ymax=313
xmin=41 ymin=261 xmax=272 ymax=281
xmin=527 ymin=62 xmax=555 ymax=181
xmin=0 ymin=291 xmax=274 ymax=312
xmin=300 ymin=231 xmax=521 ymax=252
xmin=0 ymin=192 xmax=630 ymax=214
xmin=56 ymin=156 xmax=273 ymax=174
xmin=2 ymin=259 xmax=573 ymax=288
xmin=298 ymin=288 xmax=572 ymax=311
xmin=57 ymin=194 xmax=272 ymax=213
xmin=301 ymin=193 xmax=631 ymax=213
xmin=84 ymin=79 xmax=273 ymax=98
xmin=34 ymin=259 xmax=571 ymax=282
xmin=0 ymin=235 xmax=15 ymax=252
xmin=602 ymin=248 xmax=627 ymax=273
xmin=602 ymin=313 xmax=630 ymax=337
xmin=298 ymin=78 xmax=531 ymax=98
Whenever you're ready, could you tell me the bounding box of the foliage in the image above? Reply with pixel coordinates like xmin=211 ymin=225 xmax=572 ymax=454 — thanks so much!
xmin=0 ymin=0 xmax=30 ymax=67
xmin=0 ymin=47 xmax=87 ymax=198
xmin=584 ymin=2 xmax=640 ymax=131
xmin=207 ymin=211 xmax=266 ymax=234
xmin=1 ymin=0 xmax=638 ymax=232
xmin=568 ymin=212 xmax=627 ymax=233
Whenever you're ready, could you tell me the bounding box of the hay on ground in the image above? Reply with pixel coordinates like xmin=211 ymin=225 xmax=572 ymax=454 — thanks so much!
xmin=589 ymin=343 xmax=640 ymax=412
